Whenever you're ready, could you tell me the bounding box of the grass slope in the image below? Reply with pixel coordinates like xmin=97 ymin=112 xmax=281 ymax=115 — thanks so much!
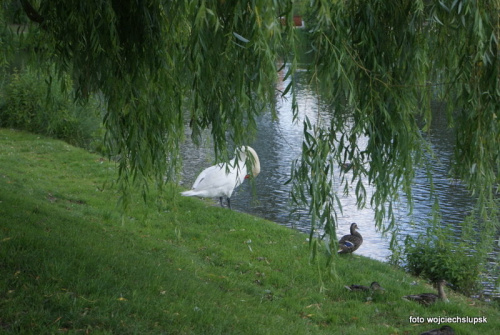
xmin=0 ymin=129 xmax=498 ymax=334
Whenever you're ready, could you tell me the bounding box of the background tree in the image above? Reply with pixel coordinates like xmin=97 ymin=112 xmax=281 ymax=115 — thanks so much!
xmin=4 ymin=0 xmax=499 ymax=261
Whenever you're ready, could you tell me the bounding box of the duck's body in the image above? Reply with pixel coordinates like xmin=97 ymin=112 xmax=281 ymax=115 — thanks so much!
xmin=338 ymin=223 xmax=363 ymax=254
xmin=345 ymin=281 xmax=385 ymax=292
xmin=340 ymin=162 xmax=354 ymax=172
xmin=181 ymin=146 xmax=260 ymax=209
xmin=345 ymin=284 xmax=370 ymax=292
xmin=403 ymin=280 xmax=448 ymax=306
xmin=403 ymin=292 xmax=440 ymax=305
xmin=420 ymin=325 xmax=455 ymax=335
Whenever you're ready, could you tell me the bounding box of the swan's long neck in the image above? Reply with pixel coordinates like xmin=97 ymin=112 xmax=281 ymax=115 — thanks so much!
xmin=236 ymin=146 xmax=260 ymax=177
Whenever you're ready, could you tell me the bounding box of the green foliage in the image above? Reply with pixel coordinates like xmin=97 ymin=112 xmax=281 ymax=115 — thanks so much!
xmin=186 ymin=0 xmax=289 ymax=153
xmin=2 ymin=0 xmax=29 ymax=25
xmin=22 ymin=0 xmax=188 ymax=195
xmin=0 ymin=5 xmax=12 ymax=70
xmin=288 ymin=117 xmax=342 ymax=257
xmin=19 ymin=0 xmax=295 ymax=196
xmin=289 ymin=0 xmax=432 ymax=243
xmin=427 ymin=0 xmax=499 ymax=219
xmin=403 ymin=215 xmax=493 ymax=295
xmin=0 ymin=66 xmax=103 ymax=150
xmin=289 ymin=0 xmax=499 ymax=246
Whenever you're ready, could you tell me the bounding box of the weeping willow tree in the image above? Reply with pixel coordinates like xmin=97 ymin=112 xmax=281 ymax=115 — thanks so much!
xmin=5 ymin=1 xmax=499 ymax=257
xmin=8 ymin=0 xmax=292 ymax=201
xmin=290 ymin=0 xmax=499 ymax=257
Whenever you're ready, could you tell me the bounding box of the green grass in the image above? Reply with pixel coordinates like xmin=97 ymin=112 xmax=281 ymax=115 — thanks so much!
xmin=0 ymin=128 xmax=499 ymax=334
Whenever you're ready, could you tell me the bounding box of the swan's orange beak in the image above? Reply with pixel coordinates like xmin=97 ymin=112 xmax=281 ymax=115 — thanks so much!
xmin=244 ymin=174 xmax=250 ymax=179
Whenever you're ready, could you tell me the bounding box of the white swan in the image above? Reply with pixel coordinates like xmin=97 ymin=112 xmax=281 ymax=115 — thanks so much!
xmin=181 ymin=146 xmax=260 ymax=209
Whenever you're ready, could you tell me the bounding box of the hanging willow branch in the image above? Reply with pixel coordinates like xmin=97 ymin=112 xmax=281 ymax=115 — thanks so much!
xmin=290 ymin=0 xmax=499 ymax=252
xmin=19 ymin=0 xmax=44 ymax=25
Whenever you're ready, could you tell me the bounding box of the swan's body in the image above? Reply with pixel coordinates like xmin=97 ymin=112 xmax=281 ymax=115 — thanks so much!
xmin=181 ymin=146 xmax=260 ymax=209
xmin=338 ymin=223 xmax=363 ymax=254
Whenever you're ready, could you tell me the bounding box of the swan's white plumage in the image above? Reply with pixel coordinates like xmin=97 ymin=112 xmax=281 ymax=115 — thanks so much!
xmin=181 ymin=146 xmax=260 ymax=207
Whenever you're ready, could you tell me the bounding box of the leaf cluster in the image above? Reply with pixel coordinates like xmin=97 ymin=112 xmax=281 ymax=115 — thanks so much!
xmin=0 ymin=66 xmax=103 ymax=150
xmin=427 ymin=0 xmax=500 ymax=217
xmin=403 ymin=218 xmax=490 ymax=296
xmin=185 ymin=0 xmax=290 ymax=157
xmin=13 ymin=1 xmax=297 ymax=204
xmin=289 ymin=0 xmax=499 ymax=245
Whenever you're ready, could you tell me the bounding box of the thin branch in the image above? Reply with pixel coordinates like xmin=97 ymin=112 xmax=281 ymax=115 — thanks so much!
xmin=19 ymin=0 xmax=45 ymax=25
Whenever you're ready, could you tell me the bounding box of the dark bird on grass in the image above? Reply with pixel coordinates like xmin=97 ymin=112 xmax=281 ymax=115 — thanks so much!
xmin=403 ymin=280 xmax=449 ymax=306
xmin=338 ymin=223 xmax=363 ymax=254
xmin=181 ymin=146 xmax=260 ymax=209
xmin=345 ymin=281 xmax=385 ymax=292
xmin=420 ymin=325 xmax=455 ymax=335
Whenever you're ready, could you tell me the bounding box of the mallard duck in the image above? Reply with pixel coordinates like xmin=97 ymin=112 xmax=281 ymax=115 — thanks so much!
xmin=345 ymin=281 xmax=385 ymax=292
xmin=420 ymin=325 xmax=455 ymax=335
xmin=340 ymin=162 xmax=354 ymax=172
xmin=338 ymin=223 xmax=363 ymax=254
xmin=403 ymin=280 xmax=448 ymax=306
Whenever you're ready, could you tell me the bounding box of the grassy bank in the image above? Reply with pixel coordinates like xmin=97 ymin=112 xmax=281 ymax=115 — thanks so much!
xmin=0 ymin=128 xmax=498 ymax=334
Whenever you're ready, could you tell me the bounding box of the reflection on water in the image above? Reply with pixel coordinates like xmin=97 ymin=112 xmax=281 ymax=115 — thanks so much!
xmin=180 ymin=67 xmax=499 ymax=297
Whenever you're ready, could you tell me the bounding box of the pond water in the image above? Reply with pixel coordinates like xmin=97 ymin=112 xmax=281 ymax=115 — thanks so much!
xmin=180 ymin=66 xmax=499 ymax=298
